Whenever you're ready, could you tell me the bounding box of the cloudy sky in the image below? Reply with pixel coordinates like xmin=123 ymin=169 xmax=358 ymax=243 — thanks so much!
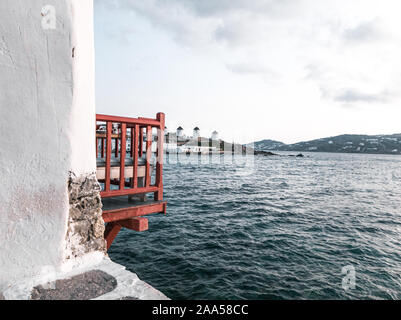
xmin=94 ymin=0 xmax=401 ymax=144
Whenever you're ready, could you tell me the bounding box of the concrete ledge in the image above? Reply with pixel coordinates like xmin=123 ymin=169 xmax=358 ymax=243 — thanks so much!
xmin=3 ymin=256 xmax=168 ymax=300
xmin=30 ymin=270 xmax=117 ymax=300
xmin=92 ymin=258 xmax=168 ymax=300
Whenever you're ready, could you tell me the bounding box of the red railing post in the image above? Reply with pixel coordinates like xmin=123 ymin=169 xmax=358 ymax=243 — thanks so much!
xmin=105 ymin=121 xmax=112 ymax=192
xmin=130 ymin=127 xmax=134 ymax=158
xmin=155 ymin=112 xmax=165 ymax=201
xmin=132 ymin=124 xmax=139 ymax=188
xmin=119 ymin=123 xmax=126 ymax=190
xmin=145 ymin=125 xmax=152 ymax=188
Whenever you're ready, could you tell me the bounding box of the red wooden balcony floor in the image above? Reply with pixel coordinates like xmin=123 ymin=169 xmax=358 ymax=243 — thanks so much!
xmin=102 ymin=196 xmax=167 ymax=250
xmin=102 ymin=196 xmax=167 ymax=223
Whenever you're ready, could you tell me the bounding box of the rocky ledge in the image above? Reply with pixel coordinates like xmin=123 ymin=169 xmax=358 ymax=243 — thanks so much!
xmin=254 ymin=150 xmax=305 ymax=157
xmin=65 ymin=172 xmax=107 ymax=260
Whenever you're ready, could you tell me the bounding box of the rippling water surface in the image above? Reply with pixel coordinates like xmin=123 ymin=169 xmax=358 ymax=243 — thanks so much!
xmin=109 ymin=152 xmax=401 ymax=299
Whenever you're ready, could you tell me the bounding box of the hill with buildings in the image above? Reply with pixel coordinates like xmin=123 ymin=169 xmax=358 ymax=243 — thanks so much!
xmin=167 ymin=127 xmax=401 ymax=155
xmin=253 ymin=134 xmax=401 ymax=155
xmin=246 ymin=139 xmax=285 ymax=150
xmin=165 ymin=126 xmax=254 ymax=154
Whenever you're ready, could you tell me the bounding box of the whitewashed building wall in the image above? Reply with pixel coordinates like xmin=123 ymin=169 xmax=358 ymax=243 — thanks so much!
xmin=0 ymin=0 xmax=104 ymax=292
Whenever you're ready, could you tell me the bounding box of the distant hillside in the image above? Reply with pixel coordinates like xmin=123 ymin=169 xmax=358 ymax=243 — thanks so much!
xmin=252 ymin=134 xmax=401 ymax=155
xmin=248 ymin=139 xmax=286 ymax=151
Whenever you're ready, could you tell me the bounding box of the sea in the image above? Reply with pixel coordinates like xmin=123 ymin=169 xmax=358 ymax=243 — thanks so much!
xmin=108 ymin=152 xmax=401 ymax=299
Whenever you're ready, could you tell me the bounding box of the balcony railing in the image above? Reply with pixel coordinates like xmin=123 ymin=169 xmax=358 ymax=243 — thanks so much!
xmin=96 ymin=112 xmax=166 ymax=249
xmin=96 ymin=112 xmax=165 ymax=200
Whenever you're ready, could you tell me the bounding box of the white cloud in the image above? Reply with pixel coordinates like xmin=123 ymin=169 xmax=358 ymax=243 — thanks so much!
xmin=343 ymin=20 xmax=383 ymax=43
xmin=334 ymin=89 xmax=391 ymax=104
xmin=225 ymin=62 xmax=278 ymax=78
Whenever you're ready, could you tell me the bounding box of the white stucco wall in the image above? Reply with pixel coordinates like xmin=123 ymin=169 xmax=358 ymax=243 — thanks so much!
xmin=70 ymin=0 xmax=96 ymax=175
xmin=0 ymin=0 xmax=97 ymax=291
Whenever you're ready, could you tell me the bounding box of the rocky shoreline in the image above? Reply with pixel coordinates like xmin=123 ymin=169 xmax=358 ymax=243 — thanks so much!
xmin=254 ymin=150 xmax=304 ymax=157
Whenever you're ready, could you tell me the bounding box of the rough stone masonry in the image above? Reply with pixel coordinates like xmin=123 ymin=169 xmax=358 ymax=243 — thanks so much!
xmin=65 ymin=172 xmax=106 ymax=259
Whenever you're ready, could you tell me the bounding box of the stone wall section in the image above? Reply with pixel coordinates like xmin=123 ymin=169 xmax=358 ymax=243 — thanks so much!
xmin=65 ymin=172 xmax=106 ymax=259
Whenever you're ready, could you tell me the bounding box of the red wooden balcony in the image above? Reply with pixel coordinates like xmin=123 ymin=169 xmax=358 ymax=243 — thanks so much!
xmin=96 ymin=112 xmax=167 ymax=249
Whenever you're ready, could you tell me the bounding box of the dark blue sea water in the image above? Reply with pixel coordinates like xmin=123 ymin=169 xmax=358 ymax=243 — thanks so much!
xmin=108 ymin=152 xmax=401 ymax=299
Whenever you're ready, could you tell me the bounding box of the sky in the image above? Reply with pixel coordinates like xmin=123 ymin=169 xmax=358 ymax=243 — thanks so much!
xmin=94 ymin=0 xmax=401 ymax=144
